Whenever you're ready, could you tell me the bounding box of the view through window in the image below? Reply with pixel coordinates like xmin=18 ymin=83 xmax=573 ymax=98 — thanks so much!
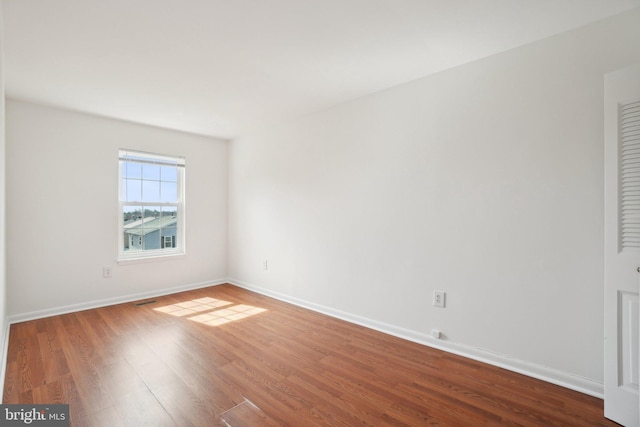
xmin=118 ymin=149 xmax=185 ymax=259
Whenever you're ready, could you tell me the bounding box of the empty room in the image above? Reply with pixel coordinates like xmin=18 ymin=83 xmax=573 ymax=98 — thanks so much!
xmin=1 ymin=0 xmax=640 ymax=426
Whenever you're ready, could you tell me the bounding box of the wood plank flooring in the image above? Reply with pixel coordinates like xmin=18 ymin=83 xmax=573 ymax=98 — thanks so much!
xmin=3 ymin=284 xmax=618 ymax=426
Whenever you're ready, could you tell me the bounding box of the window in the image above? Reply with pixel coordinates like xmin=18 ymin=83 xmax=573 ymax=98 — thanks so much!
xmin=118 ymin=149 xmax=185 ymax=260
xmin=163 ymin=235 xmax=175 ymax=249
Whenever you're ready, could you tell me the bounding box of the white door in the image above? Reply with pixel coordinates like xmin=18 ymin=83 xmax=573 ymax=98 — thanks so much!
xmin=605 ymin=63 xmax=640 ymax=427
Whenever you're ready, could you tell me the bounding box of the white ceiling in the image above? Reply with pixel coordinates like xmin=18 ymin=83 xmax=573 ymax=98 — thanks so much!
xmin=3 ymin=0 xmax=639 ymax=139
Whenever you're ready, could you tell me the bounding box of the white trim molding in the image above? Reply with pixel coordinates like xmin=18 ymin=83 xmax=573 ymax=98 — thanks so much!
xmin=0 ymin=320 xmax=10 ymax=403
xmin=228 ymin=278 xmax=604 ymax=399
xmin=2 ymin=278 xmax=604 ymax=400
xmin=7 ymin=279 xmax=228 ymax=324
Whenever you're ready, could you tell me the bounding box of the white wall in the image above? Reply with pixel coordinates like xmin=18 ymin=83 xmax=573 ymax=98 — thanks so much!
xmin=6 ymin=100 xmax=228 ymax=317
xmin=228 ymin=8 xmax=640 ymax=389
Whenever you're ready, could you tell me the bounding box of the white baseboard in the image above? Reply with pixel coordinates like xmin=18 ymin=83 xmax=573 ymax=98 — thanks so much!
xmin=7 ymin=278 xmax=229 ymax=325
xmin=2 ymin=278 xmax=604 ymax=400
xmin=0 ymin=319 xmax=10 ymax=403
xmin=228 ymin=278 xmax=604 ymax=399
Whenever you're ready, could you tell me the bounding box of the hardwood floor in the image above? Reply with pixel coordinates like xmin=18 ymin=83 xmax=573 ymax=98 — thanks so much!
xmin=3 ymin=284 xmax=618 ymax=426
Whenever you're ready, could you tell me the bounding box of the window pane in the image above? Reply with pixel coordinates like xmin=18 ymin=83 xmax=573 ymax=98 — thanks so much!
xmin=123 ymin=206 xmax=143 ymax=223
xmin=161 ymin=182 xmax=178 ymax=203
xmin=123 ymin=206 xmax=143 ymax=252
xmin=143 ymin=207 xmax=161 ymax=250
xmin=161 ymin=207 xmax=178 ymax=250
xmin=144 ymin=207 xmax=161 ymax=220
xmin=161 ymin=206 xmax=178 ymax=219
xmin=145 ymin=230 xmax=161 ymax=250
xmin=124 ymin=228 xmax=143 ymax=251
xmin=161 ymin=166 xmax=177 ymax=182
xmin=121 ymin=178 xmax=127 ymax=201
xmin=125 ymin=162 xmax=142 ymax=179
xmin=126 ymin=179 xmax=142 ymax=202
xmin=163 ymin=227 xmax=177 ymax=249
xmin=142 ymin=180 xmax=160 ymax=202
xmin=143 ymin=164 xmax=160 ymax=180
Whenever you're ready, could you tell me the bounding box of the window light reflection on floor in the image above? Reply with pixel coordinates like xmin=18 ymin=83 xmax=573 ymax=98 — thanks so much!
xmin=153 ymin=297 xmax=267 ymax=326
xmin=190 ymin=304 xmax=267 ymax=326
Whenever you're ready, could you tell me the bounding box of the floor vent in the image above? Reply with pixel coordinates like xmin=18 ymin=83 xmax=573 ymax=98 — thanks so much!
xmin=134 ymin=300 xmax=158 ymax=306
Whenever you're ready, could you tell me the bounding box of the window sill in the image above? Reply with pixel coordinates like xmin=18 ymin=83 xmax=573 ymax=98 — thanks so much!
xmin=117 ymin=251 xmax=185 ymax=265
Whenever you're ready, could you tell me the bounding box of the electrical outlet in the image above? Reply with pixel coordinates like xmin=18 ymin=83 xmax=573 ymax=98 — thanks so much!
xmin=433 ymin=290 xmax=445 ymax=308
xmin=263 ymin=260 xmax=268 ymax=270
xmin=103 ymin=266 xmax=112 ymax=278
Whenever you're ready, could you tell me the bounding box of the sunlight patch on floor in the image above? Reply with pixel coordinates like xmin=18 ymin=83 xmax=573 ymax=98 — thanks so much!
xmin=189 ymin=304 xmax=267 ymax=326
xmin=153 ymin=297 xmax=233 ymax=317
xmin=153 ymin=297 xmax=267 ymax=326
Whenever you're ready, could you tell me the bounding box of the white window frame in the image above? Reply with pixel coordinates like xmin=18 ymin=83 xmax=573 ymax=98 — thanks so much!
xmin=118 ymin=149 xmax=185 ymax=261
